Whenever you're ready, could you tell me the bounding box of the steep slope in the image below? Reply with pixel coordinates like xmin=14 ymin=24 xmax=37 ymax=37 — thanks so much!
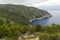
xmin=0 ymin=4 xmax=51 ymax=25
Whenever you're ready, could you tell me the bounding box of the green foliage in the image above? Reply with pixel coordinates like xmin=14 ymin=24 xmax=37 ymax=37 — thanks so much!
xmin=45 ymin=24 xmax=60 ymax=33
xmin=0 ymin=4 xmax=50 ymax=25
xmin=39 ymin=33 xmax=49 ymax=40
xmin=35 ymin=24 xmax=42 ymax=32
xmin=39 ymin=33 xmax=60 ymax=40
xmin=0 ymin=4 xmax=60 ymax=40
xmin=0 ymin=18 xmax=60 ymax=40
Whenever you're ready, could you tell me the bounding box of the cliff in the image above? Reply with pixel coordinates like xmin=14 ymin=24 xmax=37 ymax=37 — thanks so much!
xmin=0 ymin=4 xmax=51 ymax=25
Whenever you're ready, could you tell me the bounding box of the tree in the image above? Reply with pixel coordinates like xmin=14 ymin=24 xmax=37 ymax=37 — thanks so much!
xmin=35 ymin=24 xmax=42 ymax=32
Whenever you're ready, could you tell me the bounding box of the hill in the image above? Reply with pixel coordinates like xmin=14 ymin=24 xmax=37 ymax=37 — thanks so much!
xmin=0 ymin=4 xmax=51 ymax=25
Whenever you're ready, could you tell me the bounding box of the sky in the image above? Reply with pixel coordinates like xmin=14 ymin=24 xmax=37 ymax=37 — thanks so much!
xmin=0 ymin=0 xmax=60 ymax=8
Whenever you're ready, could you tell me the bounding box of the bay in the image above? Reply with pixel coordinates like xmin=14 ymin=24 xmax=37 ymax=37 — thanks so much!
xmin=31 ymin=10 xmax=60 ymax=26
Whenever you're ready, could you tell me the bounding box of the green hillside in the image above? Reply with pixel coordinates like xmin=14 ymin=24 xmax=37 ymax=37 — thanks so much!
xmin=0 ymin=4 xmax=50 ymax=25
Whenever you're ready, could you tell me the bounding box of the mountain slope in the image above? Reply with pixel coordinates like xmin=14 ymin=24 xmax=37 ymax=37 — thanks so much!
xmin=0 ymin=4 xmax=51 ymax=25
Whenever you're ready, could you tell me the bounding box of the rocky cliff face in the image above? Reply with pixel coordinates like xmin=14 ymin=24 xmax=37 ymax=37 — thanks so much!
xmin=0 ymin=4 xmax=51 ymax=25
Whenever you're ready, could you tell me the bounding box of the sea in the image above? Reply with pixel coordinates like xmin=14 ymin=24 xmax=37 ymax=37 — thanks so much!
xmin=31 ymin=10 xmax=60 ymax=26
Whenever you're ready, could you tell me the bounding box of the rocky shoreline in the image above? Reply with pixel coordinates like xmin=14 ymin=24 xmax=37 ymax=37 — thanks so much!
xmin=29 ymin=14 xmax=52 ymax=23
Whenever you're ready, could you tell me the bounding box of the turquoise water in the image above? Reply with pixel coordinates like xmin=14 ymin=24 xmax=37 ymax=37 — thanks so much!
xmin=31 ymin=10 xmax=60 ymax=26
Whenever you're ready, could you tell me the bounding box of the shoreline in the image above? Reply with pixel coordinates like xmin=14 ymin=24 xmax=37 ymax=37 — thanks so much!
xmin=29 ymin=14 xmax=52 ymax=23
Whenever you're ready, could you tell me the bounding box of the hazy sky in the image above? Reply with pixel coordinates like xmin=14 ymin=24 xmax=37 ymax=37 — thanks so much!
xmin=0 ymin=0 xmax=60 ymax=7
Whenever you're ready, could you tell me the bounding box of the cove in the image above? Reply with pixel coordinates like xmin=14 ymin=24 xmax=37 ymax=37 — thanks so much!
xmin=31 ymin=10 xmax=60 ymax=26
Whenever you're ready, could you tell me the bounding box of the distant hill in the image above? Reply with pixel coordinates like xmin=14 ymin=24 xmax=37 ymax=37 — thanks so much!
xmin=0 ymin=4 xmax=50 ymax=25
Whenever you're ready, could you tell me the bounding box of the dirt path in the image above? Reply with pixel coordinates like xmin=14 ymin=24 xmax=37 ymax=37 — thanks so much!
xmin=18 ymin=36 xmax=39 ymax=40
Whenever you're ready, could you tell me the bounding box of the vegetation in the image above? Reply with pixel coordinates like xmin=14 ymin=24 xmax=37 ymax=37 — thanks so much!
xmin=0 ymin=4 xmax=59 ymax=40
xmin=0 ymin=4 xmax=50 ymax=25
xmin=39 ymin=33 xmax=60 ymax=40
xmin=0 ymin=18 xmax=60 ymax=40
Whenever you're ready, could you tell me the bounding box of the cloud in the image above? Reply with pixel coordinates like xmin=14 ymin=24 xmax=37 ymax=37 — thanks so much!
xmin=0 ymin=0 xmax=46 ymax=6
xmin=0 ymin=0 xmax=60 ymax=7
xmin=0 ymin=0 xmax=25 ymax=4
xmin=33 ymin=0 xmax=60 ymax=7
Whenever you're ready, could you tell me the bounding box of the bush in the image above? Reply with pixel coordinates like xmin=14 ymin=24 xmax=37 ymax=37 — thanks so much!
xmin=39 ymin=33 xmax=60 ymax=40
